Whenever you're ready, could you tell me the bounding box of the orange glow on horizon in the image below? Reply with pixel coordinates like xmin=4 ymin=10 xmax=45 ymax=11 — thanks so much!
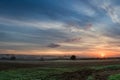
xmin=0 ymin=49 xmax=120 ymax=57
xmin=100 ymin=53 xmax=105 ymax=58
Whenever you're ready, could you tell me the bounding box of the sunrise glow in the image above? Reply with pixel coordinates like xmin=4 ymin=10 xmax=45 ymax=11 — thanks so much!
xmin=0 ymin=0 xmax=120 ymax=58
xmin=100 ymin=53 xmax=105 ymax=58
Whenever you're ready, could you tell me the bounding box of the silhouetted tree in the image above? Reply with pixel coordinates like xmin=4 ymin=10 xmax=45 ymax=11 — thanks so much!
xmin=10 ymin=55 xmax=16 ymax=60
xmin=40 ymin=57 xmax=44 ymax=61
xmin=70 ymin=55 xmax=76 ymax=60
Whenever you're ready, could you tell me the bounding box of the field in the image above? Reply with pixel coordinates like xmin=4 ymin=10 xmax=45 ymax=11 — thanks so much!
xmin=0 ymin=60 xmax=120 ymax=80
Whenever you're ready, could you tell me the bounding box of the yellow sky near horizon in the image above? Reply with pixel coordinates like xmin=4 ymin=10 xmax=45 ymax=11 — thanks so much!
xmin=0 ymin=49 xmax=120 ymax=58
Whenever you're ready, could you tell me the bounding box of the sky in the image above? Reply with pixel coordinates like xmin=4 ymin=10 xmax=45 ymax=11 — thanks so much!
xmin=0 ymin=0 xmax=120 ymax=57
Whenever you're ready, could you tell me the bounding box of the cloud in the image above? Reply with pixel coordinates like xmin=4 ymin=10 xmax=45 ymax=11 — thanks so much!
xmin=102 ymin=1 xmax=120 ymax=24
xmin=47 ymin=43 xmax=61 ymax=48
xmin=0 ymin=0 xmax=120 ymax=57
xmin=0 ymin=17 xmax=65 ymax=30
xmin=72 ymin=2 xmax=96 ymax=17
xmin=63 ymin=37 xmax=81 ymax=43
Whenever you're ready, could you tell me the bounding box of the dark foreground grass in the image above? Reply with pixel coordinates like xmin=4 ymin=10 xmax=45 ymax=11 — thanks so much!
xmin=0 ymin=67 xmax=82 ymax=80
xmin=0 ymin=65 xmax=120 ymax=80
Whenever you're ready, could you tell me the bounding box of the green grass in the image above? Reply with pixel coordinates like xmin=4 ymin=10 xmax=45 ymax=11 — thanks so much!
xmin=1 ymin=65 xmax=120 ymax=80
xmin=91 ymin=64 xmax=120 ymax=70
xmin=0 ymin=67 xmax=82 ymax=80
xmin=87 ymin=76 xmax=94 ymax=80
xmin=108 ymin=74 xmax=120 ymax=80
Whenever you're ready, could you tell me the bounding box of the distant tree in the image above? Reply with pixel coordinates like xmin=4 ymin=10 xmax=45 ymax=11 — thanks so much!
xmin=70 ymin=55 xmax=76 ymax=60
xmin=10 ymin=55 xmax=16 ymax=60
xmin=40 ymin=57 xmax=44 ymax=61
xmin=1 ymin=57 xmax=8 ymax=60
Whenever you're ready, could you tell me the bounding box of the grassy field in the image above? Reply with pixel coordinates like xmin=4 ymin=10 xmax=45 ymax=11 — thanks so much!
xmin=0 ymin=60 xmax=120 ymax=80
xmin=109 ymin=74 xmax=120 ymax=80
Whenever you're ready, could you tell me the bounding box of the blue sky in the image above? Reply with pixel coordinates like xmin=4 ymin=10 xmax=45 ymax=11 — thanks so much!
xmin=0 ymin=0 xmax=120 ymax=57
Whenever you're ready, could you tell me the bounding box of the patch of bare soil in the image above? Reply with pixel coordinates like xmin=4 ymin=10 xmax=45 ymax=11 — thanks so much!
xmin=94 ymin=70 xmax=120 ymax=80
xmin=59 ymin=69 xmax=120 ymax=80
xmin=59 ymin=68 xmax=95 ymax=80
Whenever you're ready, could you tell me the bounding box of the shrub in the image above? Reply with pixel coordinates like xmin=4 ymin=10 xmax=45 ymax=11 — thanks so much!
xmin=70 ymin=55 xmax=76 ymax=60
xmin=10 ymin=55 xmax=16 ymax=60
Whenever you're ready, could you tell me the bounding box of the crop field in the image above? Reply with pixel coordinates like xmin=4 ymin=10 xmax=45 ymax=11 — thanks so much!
xmin=0 ymin=60 xmax=120 ymax=80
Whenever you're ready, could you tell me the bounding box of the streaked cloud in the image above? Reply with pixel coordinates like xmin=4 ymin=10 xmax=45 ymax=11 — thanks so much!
xmin=0 ymin=0 xmax=120 ymax=57
xmin=102 ymin=1 xmax=120 ymax=24
xmin=48 ymin=43 xmax=61 ymax=48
